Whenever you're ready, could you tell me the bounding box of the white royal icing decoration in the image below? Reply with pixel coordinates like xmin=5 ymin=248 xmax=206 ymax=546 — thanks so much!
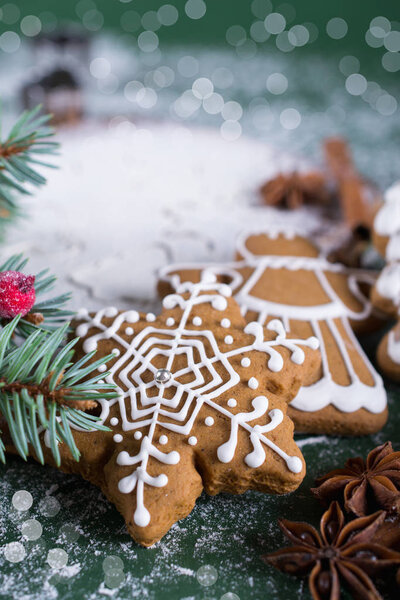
xmin=125 ymin=327 xmax=134 ymax=336
xmin=159 ymin=230 xmax=387 ymax=414
xmin=221 ymin=318 xmax=231 ymax=328
xmin=205 ymin=416 xmax=214 ymax=426
xmin=113 ymin=434 xmax=123 ymax=443
xmin=248 ymin=377 xmax=259 ymax=390
xmin=192 ymin=316 xmax=202 ymax=326
xmin=159 ymin=435 xmax=168 ymax=445
xmin=241 ymin=358 xmax=251 ymax=367
xmin=75 ymin=278 xmax=311 ymax=528
xmin=110 ymin=417 xmax=119 ymax=426
xmin=375 ymin=182 xmax=400 ymax=366
xmin=375 ymin=181 xmax=400 ymax=239
xmin=166 ymin=317 xmax=175 ymax=327
xmin=376 ymin=263 xmax=400 ymax=305
xmin=224 ymin=335 xmax=233 ymax=344
xmin=227 ymin=398 xmax=237 ymax=407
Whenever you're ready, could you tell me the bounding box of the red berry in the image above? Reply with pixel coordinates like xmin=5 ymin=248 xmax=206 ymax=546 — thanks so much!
xmin=0 ymin=270 xmax=36 ymax=319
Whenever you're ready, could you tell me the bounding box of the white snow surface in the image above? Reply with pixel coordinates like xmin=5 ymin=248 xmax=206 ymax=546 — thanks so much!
xmin=3 ymin=120 xmax=324 ymax=312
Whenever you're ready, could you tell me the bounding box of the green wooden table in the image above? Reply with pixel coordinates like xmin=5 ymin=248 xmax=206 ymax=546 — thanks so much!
xmin=1 ymin=332 xmax=399 ymax=600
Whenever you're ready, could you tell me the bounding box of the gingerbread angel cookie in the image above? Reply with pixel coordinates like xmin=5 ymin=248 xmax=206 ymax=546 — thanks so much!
xmin=159 ymin=232 xmax=388 ymax=436
xmin=5 ymin=277 xmax=320 ymax=546
xmin=371 ymin=182 xmax=400 ymax=381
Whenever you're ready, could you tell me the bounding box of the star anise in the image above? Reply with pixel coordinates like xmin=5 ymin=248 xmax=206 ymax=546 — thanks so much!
xmin=263 ymin=502 xmax=400 ymax=600
xmin=260 ymin=171 xmax=330 ymax=209
xmin=312 ymin=443 xmax=400 ymax=517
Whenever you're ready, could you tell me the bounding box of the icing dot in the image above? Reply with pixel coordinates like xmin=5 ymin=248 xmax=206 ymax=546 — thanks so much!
xmin=241 ymin=357 xmax=251 ymax=367
xmin=220 ymin=284 xmax=232 ymax=297
xmin=286 ymin=456 xmax=303 ymax=473
xmin=12 ymin=490 xmax=33 ymax=511
xmin=134 ymin=431 xmax=142 ymax=440
xmin=47 ymin=548 xmax=68 ymax=569
xmin=224 ymin=335 xmax=233 ymax=344
xmin=125 ymin=327 xmax=134 ymax=336
xmin=205 ymin=417 xmax=214 ymax=426
xmin=21 ymin=518 xmax=42 ymax=541
xmin=98 ymin=365 xmax=107 ymax=373
xmin=192 ymin=316 xmax=202 ymax=326
xmin=188 ymin=436 xmax=197 ymax=446
xmin=166 ymin=317 xmax=175 ymax=327
xmin=110 ymin=417 xmax=119 ymax=426
xmin=76 ymin=324 xmax=89 ymax=337
xmin=113 ymin=434 xmax=123 ymax=443
xmin=248 ymin=377 xmax=259 ymax=390
xmin=83 ymin=339 xmax=97 ymax=353
xmin=221 ymin=318 xmax=231 ymax=328
xmin=105 ymin=307 xmax=118 ymax=317
xmin=112 ymin=348 xmax=120 ymax=357
xmin=227 ymin=398 xmax=237 ymax=408
xmin=163 ymin=296 xmax=175 ymax=309
xmin=39 ymin=496 xmax=60 ymax=517
xmin=211 ymin=296 xmax=228 ymax=311
xmin=4 ymin=542 xmax=26 ymax=563
xmin=159 ymin=435 xmax=168 ymax=445
xmin=202 ymin=272 xmax=217 ymax=284
xmin=125 ymin=310 xmax=139 ymax=322
xmin=146 ymin=313 xmax=156 ymax=322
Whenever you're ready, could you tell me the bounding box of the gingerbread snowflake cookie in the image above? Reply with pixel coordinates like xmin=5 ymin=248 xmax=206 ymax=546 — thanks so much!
xmin=372 ymin=182 xmax=400 ymax=381
xmin=159 ymin=231 xmax=388 ymax=436
xmin=10 ymin=277 xmax=319 ymax=547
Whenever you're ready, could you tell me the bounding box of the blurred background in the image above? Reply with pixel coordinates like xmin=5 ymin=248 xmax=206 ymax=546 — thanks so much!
xmin=0 ymin=0 xmax=399 ymax=310
xmin=0 ymin=0 xmax=399 ymax=183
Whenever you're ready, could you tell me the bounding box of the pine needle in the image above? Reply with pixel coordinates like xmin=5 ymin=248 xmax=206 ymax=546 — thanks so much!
xmin=0 ymin=104 xmax=58 ymax=237
xmin=0 ymin=316 xmax=116 ymax=467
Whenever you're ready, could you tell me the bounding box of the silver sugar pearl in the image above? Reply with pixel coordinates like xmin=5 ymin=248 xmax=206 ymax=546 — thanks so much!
xmin=155 ymin=369 xmax=172 ymax=384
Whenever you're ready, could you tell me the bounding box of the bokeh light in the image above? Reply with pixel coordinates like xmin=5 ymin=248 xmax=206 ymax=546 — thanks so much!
xmin=265 ymin=13 xmax=286 ymax=35
xmin=345 ymin=73 xmax=367 ymax=96
xmin=326 ymin=17 xmax=348 ymax=40
xmin=185 ymin=0 xmax=207 ymax=20
xmin=280 ymin=108 xmax=301 ymax=129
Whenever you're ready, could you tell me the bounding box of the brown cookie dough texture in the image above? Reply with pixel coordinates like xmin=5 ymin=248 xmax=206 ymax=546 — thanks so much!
xmin=159 ymin=231 xmax=388 ymax=436
xmin=6 ymin=277 xmax=321 ymax=546
xmin=371 ymin=182 xmax=400 ymax=382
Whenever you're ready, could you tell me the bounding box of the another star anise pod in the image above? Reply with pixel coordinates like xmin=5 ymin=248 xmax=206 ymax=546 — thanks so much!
xmin=312 ymin=443 xmax=400 ymax=517
xmin=263 ymin=502 xmax=400 ymax=600
xmin=260 ymin=171 xmax=330 ymax=209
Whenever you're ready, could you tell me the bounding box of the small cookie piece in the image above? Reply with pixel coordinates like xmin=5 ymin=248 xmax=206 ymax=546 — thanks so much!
xmin=6 ymin=277 xmax=320 ymax=546
xmin=372 ymin=182 xmax=400 ymax=381
xmin=159 ymin=231 xmax=388 ymax=436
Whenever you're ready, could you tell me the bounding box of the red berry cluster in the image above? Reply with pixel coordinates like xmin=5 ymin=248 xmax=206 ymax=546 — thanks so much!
xmin=0 ymin=270 xmax=36 ymax=319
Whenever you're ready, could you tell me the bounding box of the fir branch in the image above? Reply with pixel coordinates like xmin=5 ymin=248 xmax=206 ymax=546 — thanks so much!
xmin=0 ymin=253 xmax=73 ymax=336
xmin=0 ymin=104 xmax=58 ymax=232
xmin=0 ymin=316 xmax=116 ymax=467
